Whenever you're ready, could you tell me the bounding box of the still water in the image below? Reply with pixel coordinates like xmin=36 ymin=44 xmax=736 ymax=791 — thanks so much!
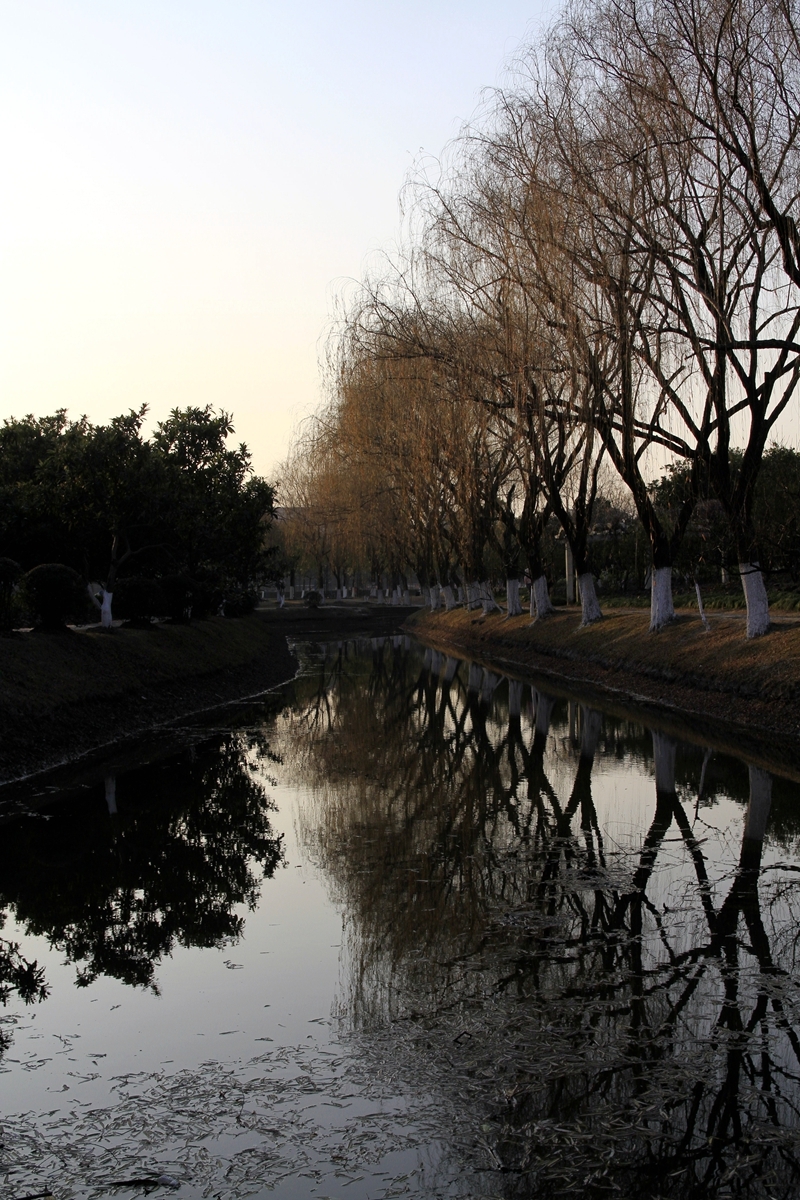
xmin=1 ymin=635 xmax=800 ymax=1199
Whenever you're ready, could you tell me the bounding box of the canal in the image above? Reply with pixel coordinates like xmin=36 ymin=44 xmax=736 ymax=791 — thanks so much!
xmin=1 ymin=634 xmax=799 ymax=1199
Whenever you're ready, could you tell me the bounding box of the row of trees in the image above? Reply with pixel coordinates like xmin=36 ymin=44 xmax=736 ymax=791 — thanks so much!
xmin=282 ymin=0 xmax=800 ymax=638
xmin=0 ymin=405 xmax=276 ymax=629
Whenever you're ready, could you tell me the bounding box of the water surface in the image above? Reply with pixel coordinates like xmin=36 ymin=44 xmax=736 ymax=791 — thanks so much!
xmin=1 ymin=635 xmax=800 ymax=1199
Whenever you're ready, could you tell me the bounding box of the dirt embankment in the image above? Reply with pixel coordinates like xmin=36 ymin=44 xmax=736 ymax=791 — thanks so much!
xmin=406 ymin=607 xmax=800 ymax=773
xmin=0 ymin=604 xmax=415 ymax=784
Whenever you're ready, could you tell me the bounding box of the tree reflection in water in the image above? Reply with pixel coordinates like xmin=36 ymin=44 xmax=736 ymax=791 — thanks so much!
xmin=284 ymin=637 xmax=800 ymax=1199
xmin=0 ymin=728 xmax=284 ymax=991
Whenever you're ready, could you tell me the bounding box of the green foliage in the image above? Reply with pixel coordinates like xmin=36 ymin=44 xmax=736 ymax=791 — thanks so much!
xmin=24 ymin=563 xmax=87 ymax=630
xmin=159 ymin=574 xmax=196 ymax=623
xmin=0 ymin=405 xmax=276 ymax=627
xmin=0 ymin=558 xmax=21 ymax=632
xmin=113 ymin=576 xmax=167 ymax=626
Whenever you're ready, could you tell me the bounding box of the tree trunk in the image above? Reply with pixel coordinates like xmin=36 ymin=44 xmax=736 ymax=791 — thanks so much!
xmin=531 ymin=572 xmax=555 ymax=622
xmin=481 ymin=581 xmax=501 ymax=614
xmin=100 ymin=588 xmax=113 ymax=628
xmin=104 ymin=773 xmax=117 ymax=816
xmin=466 ymin=581 xmax=482 ymax=611
xmin=649 ymin=566 xmax=676 ymax=632
xmin=442 ymin=585 xmax=457 ymax=610
xmin=738 ymin=561 xmax=770 ymax=638
xmin=578 ymin=573 xmax=602 ymax=625
xmin=505 ymin=578 xmax=522 ymax=617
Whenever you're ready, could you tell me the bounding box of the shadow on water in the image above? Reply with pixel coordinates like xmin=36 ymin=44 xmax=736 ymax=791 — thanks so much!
xmin=1 ymin=633 xmax=800 ymax=1198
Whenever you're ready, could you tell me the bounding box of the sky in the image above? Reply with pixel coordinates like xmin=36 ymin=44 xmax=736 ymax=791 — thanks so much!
xmin=0 ymin=0 xmax=554 ymax=478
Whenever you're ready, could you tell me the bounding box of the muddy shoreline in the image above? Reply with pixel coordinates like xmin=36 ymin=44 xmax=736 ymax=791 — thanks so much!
xmin=0 ymin=604 xmax=415 ymax=786
xmin=405 ymin=607 xmax=800 ymax=781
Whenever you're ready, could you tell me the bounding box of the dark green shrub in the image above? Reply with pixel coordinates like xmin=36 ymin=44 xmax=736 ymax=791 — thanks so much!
xmin=221 ymin=588 xmax=256 ymax=617
xmin=24 ymin=564 xmax=87 ymax=630
xmin=304 ymin=590 xmax=321 ymax=609
xmin=0 ymin=558 xmax=22 ymax=632
xmin=114 ymin=577 xmax=166 ymax=626
xmin=158 ymin=574 xmax=195 ymax=622
xmin=189 ymin=576 xmax=222 ymax=619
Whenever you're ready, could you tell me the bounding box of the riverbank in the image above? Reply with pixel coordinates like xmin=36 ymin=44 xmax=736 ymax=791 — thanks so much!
xmin=406 ymin=606 xmax=800 ymax=775
xmin=0 ymin=604 xmax=415 ymax=784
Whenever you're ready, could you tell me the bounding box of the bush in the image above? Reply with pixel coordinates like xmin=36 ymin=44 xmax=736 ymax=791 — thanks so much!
xmin=113 ymin=577 xmax=166 ymax=626
xmin=158 ymin=574 xmax=195 ymax=622
xmin=24 ymin=564 xmax=87 ymax=630
xmin=304 ymin=589 xmax=322 ymax=609
xmin=0 ymin=558 xmax=22 ymax=632
xmin=188 ymin=576 xmax=223 ymax=619
xmin=221 ymin=588 xmax=256 ymax=617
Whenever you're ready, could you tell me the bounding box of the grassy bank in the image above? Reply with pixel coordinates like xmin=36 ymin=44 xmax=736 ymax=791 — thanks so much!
xmin=0 ymin=604 xmax=419 ymax=784
xmin=406 ymin=606 xmax=800 ymax=770
xmin=0 ymin=614 xmax=298 ymax=783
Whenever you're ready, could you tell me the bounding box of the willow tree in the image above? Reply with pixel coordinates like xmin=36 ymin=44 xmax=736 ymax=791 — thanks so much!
xmin=558 ymin=0 xmax=800 ymax=636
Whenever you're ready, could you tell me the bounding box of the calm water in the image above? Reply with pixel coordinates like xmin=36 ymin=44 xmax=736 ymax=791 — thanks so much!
xmin=1 ymin=635 xmax=800 ymax=1199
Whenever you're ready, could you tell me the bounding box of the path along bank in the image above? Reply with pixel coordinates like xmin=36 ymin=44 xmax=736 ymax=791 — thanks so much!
xmin=0 ymin=605 xmax=415 ymax=784
xmin=405 ymin=606 xmax=800 ymax=778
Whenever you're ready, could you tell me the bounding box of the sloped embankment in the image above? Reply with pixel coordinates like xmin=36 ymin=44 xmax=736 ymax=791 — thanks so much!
xmin=406 ymin=607 xmax=800 ymax=771
xmin=0 ymin=614 xmax=298 ymax=783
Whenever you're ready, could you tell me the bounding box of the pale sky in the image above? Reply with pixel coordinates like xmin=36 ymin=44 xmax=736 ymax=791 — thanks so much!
xmin=0 ymin=1 xmax=553 ymax=478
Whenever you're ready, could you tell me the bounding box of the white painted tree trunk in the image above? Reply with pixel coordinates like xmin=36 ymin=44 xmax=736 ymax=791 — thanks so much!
xmin=531 ymin=574 xmax=555 ymax=622
xmin=429 ymin=586 xmax=441 ymax=611
xmin=457 ymin=585 xmax=465 ymax=605
xmin=105 ymin=773 xmax=117 ymax=815
xmin=695 ymin=581 xmax=711 ymax=631
xmin=578 ymin=573 xmax=603 ymax=625
xmin=508 ymin=678 xmax=523 ymax=718
xmin=739 ymin=562 xmax=770 ymax=638
xmin=442 ymin=585 xmax=457 ymax=610
xmin=100 ymin=588 xmax=113 ymax=628
xmin=649 ymin=566 xmax=675 ymax=632
xmin=402 ymin=589 xmax=410 ymax=605
xmin=466 ymin=582 xmax=482 ymax=611
xmin=467 ymin=662 xmax=483 ymax=692
xmin=481 ymin=581 xmax=501 ymax=614
xmin=652 ymin=731 xmax=676 ymax=794
xmin=744 ymin=765 xmax=772 ymax=841
xmin=505 ymin=578 xmax=522 ymax=617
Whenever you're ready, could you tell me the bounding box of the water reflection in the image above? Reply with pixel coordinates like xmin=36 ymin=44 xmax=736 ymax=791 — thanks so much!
xmin=279 ymin=637 xmax=800 ymax=1198
xmin=2 ymin=636 xmax=800 ymax=1198
xmin=0 ymin=729 xmax=284 ymax=992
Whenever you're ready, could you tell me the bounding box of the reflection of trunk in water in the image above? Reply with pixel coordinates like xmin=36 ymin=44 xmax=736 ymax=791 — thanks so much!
xmin=284 ymin=640 xmax=800 ymax=1196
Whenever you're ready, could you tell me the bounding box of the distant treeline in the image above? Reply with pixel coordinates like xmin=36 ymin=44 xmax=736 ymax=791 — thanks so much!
xmin=0 ymin=405 xmax=276 ymax=630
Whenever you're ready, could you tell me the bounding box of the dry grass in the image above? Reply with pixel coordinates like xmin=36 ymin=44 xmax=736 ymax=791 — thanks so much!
xmin=0 ymin=616 xmax=284 ymax=722
xmin=410 ymin=607 xmax=800 ymax=698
